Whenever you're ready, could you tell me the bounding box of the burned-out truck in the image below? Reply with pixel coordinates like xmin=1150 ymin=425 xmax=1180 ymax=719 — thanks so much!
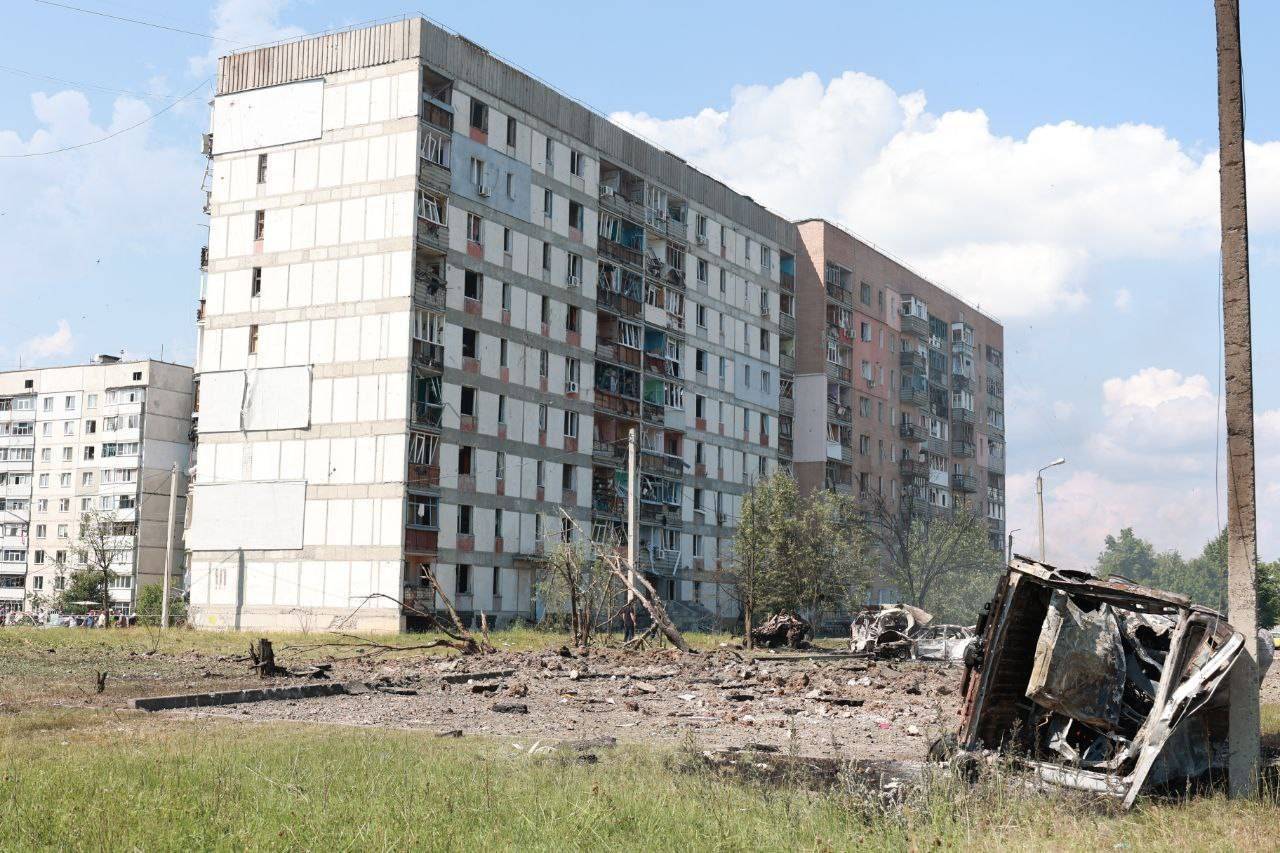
xmin=952 ymin=557 xmax=1247 ymax=808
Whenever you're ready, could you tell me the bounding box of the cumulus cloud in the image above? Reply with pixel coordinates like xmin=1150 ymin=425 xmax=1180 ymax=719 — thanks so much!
xmin=0 ymin=89 xmax=200 ymax=291
xmin=611 ymin=72 xmax=1280 ymax=318
xmin=21 ymin=320 xmax=73 ymax=362
xmin=190 ymin=0 xmax=306 ymax=75
xmin=1008 ymin=367 xmax=1278 ymax=568
xmin=1114 ymin=288 xmax=1132 ymax=310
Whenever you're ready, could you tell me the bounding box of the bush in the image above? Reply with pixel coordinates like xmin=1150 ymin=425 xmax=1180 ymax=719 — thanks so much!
xmin=135 ymin=584 xmax=187 ymax=626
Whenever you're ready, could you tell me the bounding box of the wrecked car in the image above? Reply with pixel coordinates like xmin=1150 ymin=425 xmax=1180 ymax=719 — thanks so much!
xmin=752 ymin=613 xmax=813 ymax=649
xmin=850 ymin=604 xmax=933 ymax=659
xmin=951 ymin=557 xmax=1246 ymax=808
xmin=914 ymin=624 xmax=975 ymax=662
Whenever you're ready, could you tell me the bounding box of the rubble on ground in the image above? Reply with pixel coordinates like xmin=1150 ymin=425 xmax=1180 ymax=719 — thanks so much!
xmin=168 ymin=644 xmax=959 ymax=761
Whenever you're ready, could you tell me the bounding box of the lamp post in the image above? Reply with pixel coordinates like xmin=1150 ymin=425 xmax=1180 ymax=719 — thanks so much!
xmin=1036 ymin=458 xmax=1066 ymax=563
xmin=1006 ymin=528 xmax=1021 ymax=564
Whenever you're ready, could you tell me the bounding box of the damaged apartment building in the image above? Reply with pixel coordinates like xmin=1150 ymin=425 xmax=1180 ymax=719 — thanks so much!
xmin=185 ymin=18 xmax=1004 ymax=631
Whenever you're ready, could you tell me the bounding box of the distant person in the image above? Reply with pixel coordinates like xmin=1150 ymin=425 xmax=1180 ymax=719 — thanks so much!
xmin=622 ymin=601 xmax=636 ymax=642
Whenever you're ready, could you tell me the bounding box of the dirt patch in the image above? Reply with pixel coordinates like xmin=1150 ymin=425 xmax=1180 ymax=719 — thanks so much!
xmin=169 ymin=647 xmax=964 ymax=760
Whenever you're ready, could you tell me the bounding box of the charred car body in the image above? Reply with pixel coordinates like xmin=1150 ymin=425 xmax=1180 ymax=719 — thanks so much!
xmin=954 ymin=557 xmax=1245 ymax=807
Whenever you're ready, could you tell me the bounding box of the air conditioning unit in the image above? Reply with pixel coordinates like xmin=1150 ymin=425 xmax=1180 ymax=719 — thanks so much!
xmin=759 ymin=306 xmax=770 ymax=317
xmin=477 ymin=184 xmax=491 ymax=197
xmin=566 ymin=380 xmax=579 ymax=394
xmin=695 ymin=234 xmax=707 ymax=246
xmin=600 ymin=185 xmax=616 ymax=198
xmin=566 ymin=275 xmax=581 ymax=288
xmin=201 ymin=133 xmax=213 ymax=157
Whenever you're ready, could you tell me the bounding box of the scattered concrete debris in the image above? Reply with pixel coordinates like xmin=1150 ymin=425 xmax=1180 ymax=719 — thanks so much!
xmin=949 ymin=556 xmax=1257 ymax=808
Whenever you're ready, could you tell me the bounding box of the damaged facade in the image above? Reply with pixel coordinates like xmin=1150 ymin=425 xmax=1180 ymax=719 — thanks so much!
xmin=955 ymin=557 xmax=1249 ymax=807
xmin=185 ymin=18 xmax=1006 ymax=631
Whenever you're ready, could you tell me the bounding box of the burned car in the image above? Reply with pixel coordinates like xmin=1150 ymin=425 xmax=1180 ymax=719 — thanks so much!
xmin=851 ymin=604 xmax=933 ymax=658
xmin=952 ymin=557 xmax=1245 ymax=807
xmin=915 ymin=624 xmax=976 ymax=662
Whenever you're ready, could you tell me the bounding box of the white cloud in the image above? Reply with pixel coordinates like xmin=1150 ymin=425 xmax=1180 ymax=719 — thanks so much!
xmin=20 ymin=320 xmax=73 ymax=363
xmin=611 ymin=72 xmax=1280 ymax=318
xmin=0 ymin=91 xmax=200 ymax=294
xmin=190 ymin=0 xmax=306 ymax=75
xmin=1008 ymin=367 xmax=1279 ymax=568
xmin=1052 ymin=400 xmax=1075 ymax=420
xmin=1114 ymin=288 xmax=1132 ymax=310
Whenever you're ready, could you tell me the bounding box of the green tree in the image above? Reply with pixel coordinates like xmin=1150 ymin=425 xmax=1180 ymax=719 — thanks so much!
xmin=135 ymin=583 xmax=187 ymax=627
xmin=860 ymin=496 xmax=1002 ymax=613
xmin=726 ymin=473 xmax=870 ymax=642
xmin=1095 ymin=528 xmax=1160 ymax=584
xmin=57 ymin=568 xmax=106 ymax=616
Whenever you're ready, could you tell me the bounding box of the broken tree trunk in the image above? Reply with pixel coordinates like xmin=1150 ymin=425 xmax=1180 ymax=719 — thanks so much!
xmin=249 ymin=638 xmax=278 ymax=678
xmin=607 ymin=555 xmax=690 ymax=653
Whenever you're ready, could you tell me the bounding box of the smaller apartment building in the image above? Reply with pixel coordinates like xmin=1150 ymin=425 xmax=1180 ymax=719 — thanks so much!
xmin=791 ymin=221 xmax=1006 ymax=604
xmin=0 ymin=359 xmax=192 ymax=614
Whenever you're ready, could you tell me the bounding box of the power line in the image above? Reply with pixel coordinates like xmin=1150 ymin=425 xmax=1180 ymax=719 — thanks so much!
xmin=30 ymin=0 xmax=247 ymax=43
xmin=0 ymin=76 xmax=210 ymax=158
xmin=0 ymin=63 xmax=184 ymax=101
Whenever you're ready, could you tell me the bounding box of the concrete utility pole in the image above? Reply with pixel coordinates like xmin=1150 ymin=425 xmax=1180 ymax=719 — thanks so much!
xmin=1215 ymin=0 xmax=1260 ymax=798
xmin=626 ymin=427 xmax=638 ymax=603
xmin=161 ymin=462 xmax=178 ymax=629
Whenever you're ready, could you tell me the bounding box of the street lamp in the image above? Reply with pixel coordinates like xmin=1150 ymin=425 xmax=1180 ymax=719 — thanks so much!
xmin=1006 ymin=528 xmax=1021 ymax=564
xmin=1036 ymin=458 xmax=1066 ymax=562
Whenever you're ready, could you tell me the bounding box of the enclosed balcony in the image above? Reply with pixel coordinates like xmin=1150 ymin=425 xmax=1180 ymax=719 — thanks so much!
xmin=598 ymin=215 xmax=645 ymax=272
xmin=951 ymin=472 xmax=977 ymax=493
xmin=598 ymin=160 xmax=647 ymax=224
xmin=415 ymin=189 xmax=449 ymax=252
xmin=899 ymin=421 xmax=926 ymax=443
xmin=899 ymin=457 xmax=928 ymax=481
xmin=900 ymin=349 xmax=926 ymax=372
xmin=952 ymin=439 xmax=976 ymax=458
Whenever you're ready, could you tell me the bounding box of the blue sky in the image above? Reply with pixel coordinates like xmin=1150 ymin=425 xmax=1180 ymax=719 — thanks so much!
xmin=2 ymin=0 xmax=1278 ymax=567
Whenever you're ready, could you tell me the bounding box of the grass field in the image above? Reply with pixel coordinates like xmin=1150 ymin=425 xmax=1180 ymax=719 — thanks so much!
xmin=0 ymin=706 xmax=1277 ymax=852
xmin=2 ymin=627 xmax=1279 ymax=850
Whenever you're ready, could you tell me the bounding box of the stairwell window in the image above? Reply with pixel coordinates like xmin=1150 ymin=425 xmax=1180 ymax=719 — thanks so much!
xmin=256 ymin=153 xmax=268 ymax=184
xmin=466 ymin=213 xmax=483 ymax=246
xmin=505 ymin=116 xmax=517 ymax=147
xmin=248 ymin=324 xmax=259 ymax=354
xmin=251 ymin=267 xmax=262 ymax=298
xmin=254 ymin=210 xmax=265 ymax=241
xmin=570 ymin=149 xmax=584 ymax=177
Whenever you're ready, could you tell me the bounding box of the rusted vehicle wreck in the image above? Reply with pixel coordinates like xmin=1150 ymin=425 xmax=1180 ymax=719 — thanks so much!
xmin=952 ymin=557 xmax=1246 ymax=808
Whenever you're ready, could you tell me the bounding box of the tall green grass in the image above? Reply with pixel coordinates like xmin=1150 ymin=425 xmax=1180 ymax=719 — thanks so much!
xmin=1 ymin=708 xmax=1277 ymax=852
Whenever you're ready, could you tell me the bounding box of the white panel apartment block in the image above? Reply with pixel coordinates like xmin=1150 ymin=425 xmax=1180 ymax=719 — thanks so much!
xmin=187 ymin=481 xmax=306 ymax=550
xmin=211 ymin=79 xmax=324 ymax=155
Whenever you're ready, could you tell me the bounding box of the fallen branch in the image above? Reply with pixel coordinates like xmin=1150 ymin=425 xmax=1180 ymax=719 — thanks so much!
xmin=605 ymin=554 xmax=691 ymax=653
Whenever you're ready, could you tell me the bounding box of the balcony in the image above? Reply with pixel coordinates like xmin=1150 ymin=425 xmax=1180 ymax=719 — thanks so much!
xmin=899 ymin=422 xmax=926 ymax=443
xmin=952 ymin=440 xmax=975 ymax=459
xmin=596 ymin=287 xmax=642 ymax=318
xmin=599 ymin=237 xmax=644 ymax=272
xmin=594 ymin=391 xmax=640 ymax=419
xmin=779 ymin=396 xmax=794 ymax=416
xmin=411 ymin=402 xmax=443 ymax=430
xmin=826 ymin=400 xmax=852 ymax=423
xmin=412 ymin=338 xmax=444 ymax=371
xmin=899 ymin=458 xmax=927 ymax=480
xmin=780 ymin=271 xmax=795 ymax=292
xmin=900 ymin=495 xmax=929 ymax=517
xmin=598 ymin=186 xmax=647 ymax=224
xmin=641 ymin=451 xmax=685 ymax=478
xmin=927 ymin=436 xmax=949 ymax=458
xmin=951 ymin=473 xmax=977 ymax=493
xmin=899 ymin=386 xmax=929 ymax=408
xmin=416 ymin=218 xmax=449 ymax=253
xmin=779 ymin=313 xmax=796 ymax=335
xmin=826 ymin=362 xmax=852 ymax=384
xmin=779 ymin=353 xmax=795 ymax=372
xmin=900 ymin=313 xmax=928 ymax=337
xmin=987 ymin=455 xmax=1006 ymax=474
xmin=593 ymin=440 xmax=627 ymax=466
xmin=825 ymin=283 xmax=852 ymax=305
xmin=900 ymin=350 xmax=926 ymax=372
xmin=639 ymin=547 xmax=682 ymax=577
xmin=951 ymin=408 xmax=975 ymax=425
xmin=595 ymin=341 xmax=642 ymax=368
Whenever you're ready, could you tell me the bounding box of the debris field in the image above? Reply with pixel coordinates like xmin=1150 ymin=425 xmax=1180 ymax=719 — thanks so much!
xmin=173 ymin=646 xmax=962 ymax=760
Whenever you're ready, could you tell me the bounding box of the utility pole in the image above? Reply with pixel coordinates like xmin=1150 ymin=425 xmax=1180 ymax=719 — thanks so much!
xmin=626 ymin=428 xmax=638 ymax=603
xmin=161 ymin=462 xmax=178 ymax=629
xmin=1036 ymin=458 xmax=1065 ymax=563
xmin=1215 ymin=0 xmax=1259 ymax=798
